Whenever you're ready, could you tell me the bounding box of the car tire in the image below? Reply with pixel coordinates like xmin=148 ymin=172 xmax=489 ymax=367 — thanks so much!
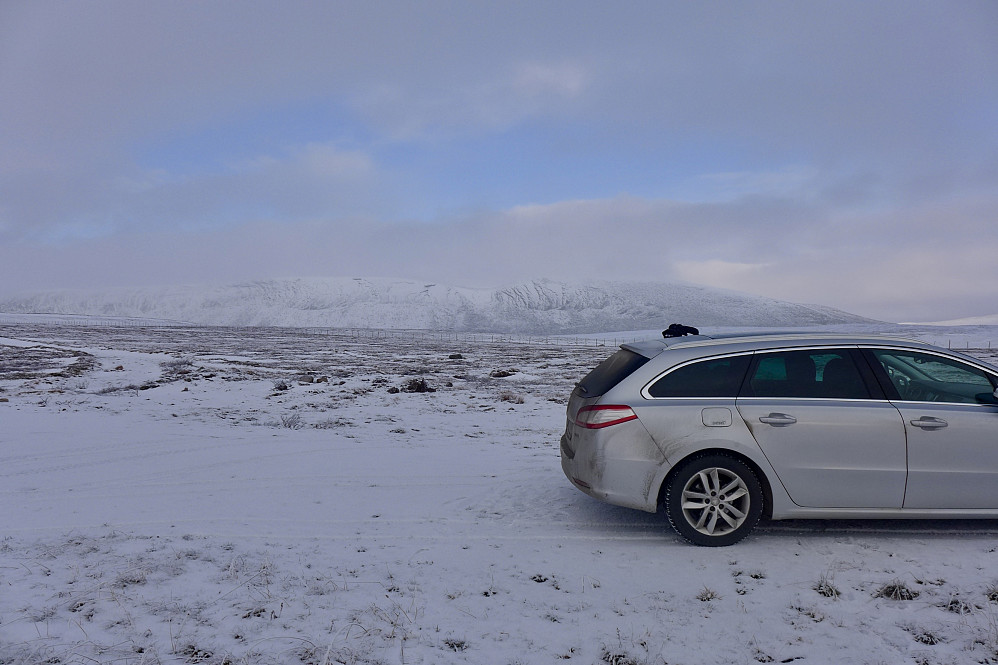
xmin=663 ymin=453 xmax=763 ymax=547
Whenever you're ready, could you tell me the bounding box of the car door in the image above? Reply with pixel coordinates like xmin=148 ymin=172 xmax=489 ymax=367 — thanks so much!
xmin=735 ymin=347 xmax=908 ymax=508
xmin=864 ymin=348 xmax=998 ymax=509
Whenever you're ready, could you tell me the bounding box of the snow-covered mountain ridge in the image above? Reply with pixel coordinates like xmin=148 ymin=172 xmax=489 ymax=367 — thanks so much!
xmin=0 ymin=277 xmax=876 ymax=332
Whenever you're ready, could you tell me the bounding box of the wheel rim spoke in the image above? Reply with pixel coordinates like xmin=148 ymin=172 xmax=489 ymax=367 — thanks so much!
xmin=721 ymin=503 xmax=745 ymax=520
xmin=696 ymin=471 xmax=713 ymax=494
xmin=717 ymin=506 xmax=745 ymax=528
xmin=694 ymin=507 xmax=710 ymax=529
xmin=706 ymin=509 xmax=719 ymax=534
xmin=708 ymin=469 xmax=720 ymax=494
xmin=719 ymin=478 xmax=742 ymax=495
xmin=725 ymin=487 xmax=748 ymax=501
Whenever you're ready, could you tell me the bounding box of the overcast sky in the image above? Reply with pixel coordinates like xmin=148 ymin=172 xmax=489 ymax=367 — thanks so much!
xmin=1 ymin=1 xmax=996 ymax=321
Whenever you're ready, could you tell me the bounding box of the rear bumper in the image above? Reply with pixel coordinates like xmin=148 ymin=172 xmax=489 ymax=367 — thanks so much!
xmin=560 ymin=422 xmax=668 ymax=513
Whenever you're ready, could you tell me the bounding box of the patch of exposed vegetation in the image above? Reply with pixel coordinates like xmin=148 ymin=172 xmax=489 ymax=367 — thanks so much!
xmin=873 ymin=579 xmax=919 ymax=601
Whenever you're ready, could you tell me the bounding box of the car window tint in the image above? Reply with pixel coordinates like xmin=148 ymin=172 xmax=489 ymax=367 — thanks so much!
xmin=870 ymin=349 xmax=998 ymax=404
xmin=648 ymin=354 xmax=751 ymax=398
xmin=754 ymin=357 xmax=786 ymax=381
xmin=576 ymin=349 xmax=649 ymax=398
xmin=743 ymin=349 xmax=870 ymax=399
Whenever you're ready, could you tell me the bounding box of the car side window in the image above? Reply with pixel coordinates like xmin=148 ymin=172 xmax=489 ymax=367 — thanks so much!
xmin=647 ymin=354 xmax=751 ymax=398
xmin=868 ymin=349 xmax=998 ymax=404
xmin=741 ymin=349 xmax=871 ymax=399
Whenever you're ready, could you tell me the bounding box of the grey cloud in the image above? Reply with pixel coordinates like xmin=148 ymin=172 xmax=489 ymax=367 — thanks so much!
xmin=351 ymin=60 xmax=591 ymax=139
xmin=0 ymin=142 xmax=381 ymax=243
xmin=1 ymin=1 xmax=996 ymax=321
xmin=5 ymin=2 xmax=994 ymax=161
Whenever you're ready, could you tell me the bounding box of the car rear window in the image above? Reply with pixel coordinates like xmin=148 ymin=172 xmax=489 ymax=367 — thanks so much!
xmin=576 ymin=349 xmax=649 ymax=398
xmin=648 ymin=354 xmax=751 ymax=398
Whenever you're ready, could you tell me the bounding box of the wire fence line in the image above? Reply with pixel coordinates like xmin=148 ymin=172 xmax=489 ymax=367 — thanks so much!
xmin=0 ymin=316 xmax=185 ymax=328
xmin=302 ymin=327 xmax=637 ymax=348
xmin=1 ymin=317 xmax=995 ymax=352
xmin=0 ymin=318 xmax=639 ymax=348
xmin=321 ymin=328 xmax=998 ymax=351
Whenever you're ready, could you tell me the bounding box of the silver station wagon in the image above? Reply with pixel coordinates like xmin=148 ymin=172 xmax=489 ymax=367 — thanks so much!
xmin=561 ymin=330 xmax=998 ymax=546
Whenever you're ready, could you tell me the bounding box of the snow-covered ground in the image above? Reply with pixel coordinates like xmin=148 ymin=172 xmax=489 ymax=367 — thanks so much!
xmin=2 ymin=324 xmax=998 ymax=665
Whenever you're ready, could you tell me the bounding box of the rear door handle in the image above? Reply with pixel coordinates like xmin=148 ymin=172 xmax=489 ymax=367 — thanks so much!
xmin=910 ymin=416 xmax=948 ymax=430
xmin=759 ymin=413 xmax=797 ymax=426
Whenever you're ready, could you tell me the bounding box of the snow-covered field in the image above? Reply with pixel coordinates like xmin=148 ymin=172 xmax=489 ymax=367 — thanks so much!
xmin=3 ymin=324 xmax=998 ymax=665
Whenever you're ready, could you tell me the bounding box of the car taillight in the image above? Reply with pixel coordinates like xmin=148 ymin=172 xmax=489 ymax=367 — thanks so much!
xmin=575 ymin=405 xmax=638 ymax=429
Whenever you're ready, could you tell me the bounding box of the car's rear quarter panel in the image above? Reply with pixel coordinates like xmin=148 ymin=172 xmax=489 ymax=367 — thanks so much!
xmin=632 ymin=399 xmax=764 ymax=466
xmin=561 ymin=389 xmax=669 ymax=512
